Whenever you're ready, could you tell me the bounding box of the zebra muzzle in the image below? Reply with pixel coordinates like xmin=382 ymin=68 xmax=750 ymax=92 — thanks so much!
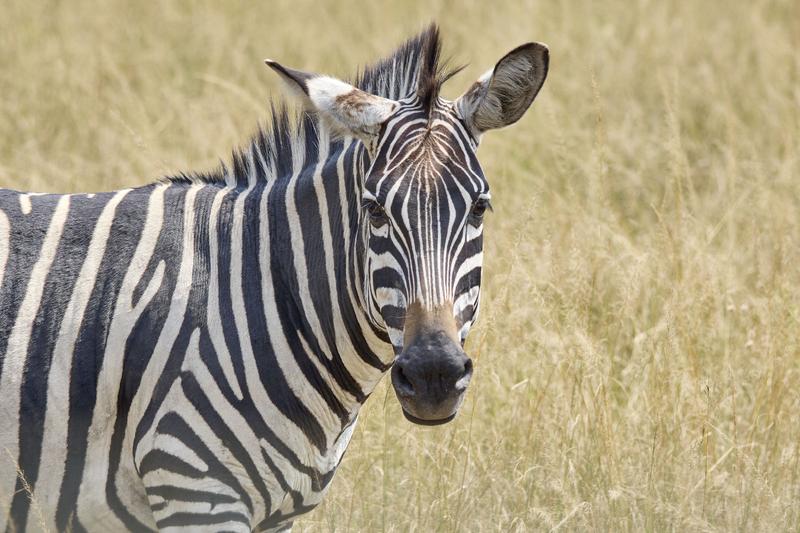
xmin=391 ymin=328 xmax=473 ymax=425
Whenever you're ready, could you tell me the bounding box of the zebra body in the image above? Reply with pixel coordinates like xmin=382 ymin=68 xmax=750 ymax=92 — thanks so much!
xmin=0 ymin=148 xmax=386 ymax=531
xmin=0 ymin=26 xmax=548 ymax=531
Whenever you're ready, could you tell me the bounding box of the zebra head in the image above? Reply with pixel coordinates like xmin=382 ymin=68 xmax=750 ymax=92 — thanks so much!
xmin=267 ymin=32 xmax=548 ymax=425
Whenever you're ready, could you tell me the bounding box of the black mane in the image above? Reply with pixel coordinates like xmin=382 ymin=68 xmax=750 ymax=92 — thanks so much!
xmin=165 ymin=23 xmax=459 ymax=186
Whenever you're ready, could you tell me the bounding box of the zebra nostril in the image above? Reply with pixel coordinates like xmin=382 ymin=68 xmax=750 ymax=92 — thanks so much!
xmin=398 ymin=367 xmax=412 ymax=389
xmin=463 ymin=358 xmax=473 ymax=376
xmin=456 ymin=358 xmax=473 ymax=390
xmin=392 ymin=362 xmax=415 ymax=397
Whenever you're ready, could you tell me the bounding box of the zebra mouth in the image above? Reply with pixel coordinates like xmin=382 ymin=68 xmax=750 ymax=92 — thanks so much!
xmin=400 ymin=409 xmax=457 ymax=426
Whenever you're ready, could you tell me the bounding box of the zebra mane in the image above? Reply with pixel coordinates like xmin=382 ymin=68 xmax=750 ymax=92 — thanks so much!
xmin=166 ymin=23 xmax=461 ymax=187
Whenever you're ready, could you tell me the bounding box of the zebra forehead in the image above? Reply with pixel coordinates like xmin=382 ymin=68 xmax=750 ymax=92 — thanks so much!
xmin=384 ymin=115 xmax=477 ymax=165
xmin=371 ymin=116 xmax=482 ymax=177
xmin=367 ymin=168 xmax=484 ymax=204
xmin=367 ymin=140 xmax=487 ymax=202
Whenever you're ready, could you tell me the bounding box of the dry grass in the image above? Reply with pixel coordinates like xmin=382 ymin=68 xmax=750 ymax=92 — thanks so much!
xmin=2 ymin=0 xmax=799 ymax=531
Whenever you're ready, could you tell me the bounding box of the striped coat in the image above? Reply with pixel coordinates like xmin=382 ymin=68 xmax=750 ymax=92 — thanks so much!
xmin=0 ymin=25 xmax=548 ymax=531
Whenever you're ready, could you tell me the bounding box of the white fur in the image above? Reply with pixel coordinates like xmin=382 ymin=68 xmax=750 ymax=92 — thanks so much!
xmin=305 ymin=76 xmax=399 ymax=141
xmin=37 ymin=190 xmax=130 ymax=531
xmin=0 ymin=195 xmax=69 ymax=530
xmin=77 ymin=185 xmax=168 ymax=530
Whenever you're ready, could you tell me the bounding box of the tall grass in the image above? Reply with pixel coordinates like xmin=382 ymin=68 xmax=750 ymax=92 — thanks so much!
xmin=2 ymin=0 xmax=799 ymax=530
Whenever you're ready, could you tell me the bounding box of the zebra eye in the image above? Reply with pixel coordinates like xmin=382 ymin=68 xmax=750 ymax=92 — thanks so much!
xmin=470 ymin=198 xmax=491 ymax=223
xmin=363 ymin=200 xmax=388 ymax=227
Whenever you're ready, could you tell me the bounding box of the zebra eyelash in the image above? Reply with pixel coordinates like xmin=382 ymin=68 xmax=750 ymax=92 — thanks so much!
xmin=472 ymin=197 xmax=492 ymax=215
xmin=362 ymin=199 xmax=390 ymax=227
xmin=361 ymin=199 xmax=378 ymax=211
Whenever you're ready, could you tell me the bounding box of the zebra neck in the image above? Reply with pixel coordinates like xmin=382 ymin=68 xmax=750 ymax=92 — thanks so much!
xmin=250 ymin=139 xmax=393 ymax=418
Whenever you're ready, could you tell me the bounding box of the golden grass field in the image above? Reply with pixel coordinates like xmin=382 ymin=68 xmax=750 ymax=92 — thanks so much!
xmin=2 ymin=0 xmax=799 ymax=530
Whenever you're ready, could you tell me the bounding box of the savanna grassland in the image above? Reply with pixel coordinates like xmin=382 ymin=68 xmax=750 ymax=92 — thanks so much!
xmin=2 ymin=0 xmax=799 ymax=531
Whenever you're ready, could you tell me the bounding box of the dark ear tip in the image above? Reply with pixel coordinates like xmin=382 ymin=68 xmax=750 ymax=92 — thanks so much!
xmin=264 ymin=59 xmax=284 ymax=73
xmin=533 ymin=42 xmax=549 ymax=59
xmin=497 ymin=42 xmax=549 ymax=71
xmin=264 ymin=60 xmax=314 ymax=95
xmin=518 ymin=42 xmax=549 ymax=60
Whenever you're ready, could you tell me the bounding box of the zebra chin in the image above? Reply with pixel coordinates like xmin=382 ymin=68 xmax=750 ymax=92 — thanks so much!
xmin=390 ymin=327 xmax=474 ymax=425
xmin=400 ymin=408 xmax=458 ymax=426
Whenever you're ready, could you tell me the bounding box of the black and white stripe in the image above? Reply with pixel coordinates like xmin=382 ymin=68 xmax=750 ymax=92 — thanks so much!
xmin=0 ymin=24 xmax=548 ymax=531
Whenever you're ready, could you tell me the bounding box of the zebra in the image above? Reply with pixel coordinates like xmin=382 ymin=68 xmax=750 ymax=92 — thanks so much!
xmin=0 ymin=24 xmax=548 ymax=532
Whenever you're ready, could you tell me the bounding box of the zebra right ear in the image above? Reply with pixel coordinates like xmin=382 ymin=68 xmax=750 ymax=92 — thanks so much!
xmin=265 ymin=60 xmax=399 ymax=142
xmin=454 ymin=42 xmax=549 ymax=138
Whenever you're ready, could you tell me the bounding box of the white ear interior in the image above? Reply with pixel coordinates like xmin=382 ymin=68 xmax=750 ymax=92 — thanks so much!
xmin=305 ymin=77 xmax=399 ymax=138
xmin=455 ymin=42 xmax=549 ymax=136
xmin=265 ymin=59 xmax=399 ymax=142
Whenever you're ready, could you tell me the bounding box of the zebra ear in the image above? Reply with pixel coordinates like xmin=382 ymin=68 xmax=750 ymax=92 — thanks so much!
xmin=455 ymin=43 xmax=549 ymax=137
xmin=265 ymin=60 xmax=399 ymax=141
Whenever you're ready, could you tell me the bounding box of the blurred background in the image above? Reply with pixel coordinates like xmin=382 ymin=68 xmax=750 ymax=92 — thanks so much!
xmin=2 ymin=0 xmax=799 ymax=530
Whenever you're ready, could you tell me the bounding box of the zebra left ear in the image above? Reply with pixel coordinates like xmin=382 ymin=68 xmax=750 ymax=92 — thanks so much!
xmin=265 ymin=60 xmax=399 ymax=142
xmin=455 ymin=42 xmax=549 ymax=137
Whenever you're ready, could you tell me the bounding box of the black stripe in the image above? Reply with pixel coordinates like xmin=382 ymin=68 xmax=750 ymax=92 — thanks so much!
xmin=265 ymin=179 xmax=332 ymax=451
xmin=138 ymin=449 xmax=207 ymax=480
xmin=0 ymin=191 xmax=55 ymax=380
xmin=105 ymin=185 xmax=187 ymax=532
xmin=10 ymin=193 xmax=111 ymax=529
xmin=152 ymin=412 xmax=252 ymax=511
xmin=325 ymin=142 xmax=389 ymax=372
xmin=296 ymin=155 xmax=366 ymax=401
xmin=132 ymin=185 xmax=217 ymax=453
xmin=56 ymin=188 xmax=150 ymax=530
xmin=156 ymin=511 xmax=250 ymax=528
xmin=145 ymin=485 xmax=238 ymax=506
xmin=179 ymin=371 xmax=272 ymax=514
